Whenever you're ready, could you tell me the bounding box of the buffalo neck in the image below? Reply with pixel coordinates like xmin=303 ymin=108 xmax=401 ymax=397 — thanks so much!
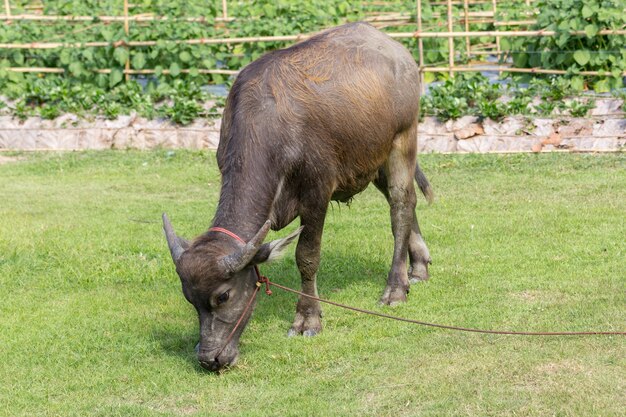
xmin=210 ymin=149 xmax=281 ymax=242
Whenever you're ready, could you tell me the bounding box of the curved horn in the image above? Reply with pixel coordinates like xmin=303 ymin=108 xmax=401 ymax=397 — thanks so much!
xmin=162 ymin=213 xmax=188 ymax=264
xmin=218 ymin=220 xmax=272 ymax=273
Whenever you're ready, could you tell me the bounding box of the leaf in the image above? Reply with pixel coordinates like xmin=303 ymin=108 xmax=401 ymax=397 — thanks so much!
xmin=179 ymin=51 xmax=192 ymax=63
xmin=584 ymin=24 xmax=598 ymax=38
xmin=60 ymin=49 xmax=72 ymax=65
xmin=82 ymin=49 xmax=94 ymax=62
xmin=570 ymin=76 xmax=585 ymax=91
xmin=581 ymin=5 xmax=593 ymax=19
xmin=593 ymin=79 xmax=610 ymax=93
xmin=169 ymin=63 xmax=181 ymax=77
xmin=573 ymin=50 xmax=590 ymax=66
xmin=423 ymin=72 xmax=436 ymax=84
xmin=69 ymin=62 xmax=83 ymax=76
xmin=113 ymin=48 xmax=129 ymax=66
xmin=132 ymin=53 xmax=146 ymax=70
xmin=100 ymin=27 xmax=115 ymax=42
xmin=557 ymin=32 xmax=570 ymax=47
xmin=109 ymin=69 xmax=123 ymax=88
xmin=12 ymin=52 xmax=24 ymax=66
xmin=96 ymin=73 xmax=108 ymax=88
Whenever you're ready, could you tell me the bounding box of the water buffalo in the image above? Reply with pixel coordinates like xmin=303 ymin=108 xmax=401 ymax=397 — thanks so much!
xmin=163 ymin=22 xmax=433 ymax=371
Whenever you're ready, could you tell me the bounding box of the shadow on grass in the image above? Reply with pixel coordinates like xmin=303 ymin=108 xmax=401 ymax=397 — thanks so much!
xmin=149 ymin=325 xmax=209 ymax=374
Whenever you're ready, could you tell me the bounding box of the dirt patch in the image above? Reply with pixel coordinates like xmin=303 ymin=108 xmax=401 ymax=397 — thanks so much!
xmin=509 ymin=290 xmax=568 ymax=304
xmin=0 ymin=155 xmax=21 ymax=164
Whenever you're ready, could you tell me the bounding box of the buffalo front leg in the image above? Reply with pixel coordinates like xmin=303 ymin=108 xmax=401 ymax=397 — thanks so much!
xmin=288 ymin=205 xmax=327 ymax=337
xmin=380 ymin=127 xmax=418 ymax=305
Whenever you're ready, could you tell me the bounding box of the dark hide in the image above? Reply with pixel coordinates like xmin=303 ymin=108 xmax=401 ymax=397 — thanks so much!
xmin=163 ymin=22 xmax=433 ymax=371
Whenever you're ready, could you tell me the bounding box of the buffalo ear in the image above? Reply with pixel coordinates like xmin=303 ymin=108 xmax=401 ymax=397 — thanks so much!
xmin=249 ymin=226 xmax=304 ymax=265
xmin=162 ymin=213 xmax=190 ymax=265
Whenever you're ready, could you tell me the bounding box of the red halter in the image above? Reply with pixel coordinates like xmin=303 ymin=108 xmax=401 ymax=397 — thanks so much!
xmin=208 ymin=226 xmax=272 ymax=296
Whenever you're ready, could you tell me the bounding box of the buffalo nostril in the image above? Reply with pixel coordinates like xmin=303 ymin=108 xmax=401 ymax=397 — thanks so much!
xmin=199 ymin=359 xmax=222 ymax=372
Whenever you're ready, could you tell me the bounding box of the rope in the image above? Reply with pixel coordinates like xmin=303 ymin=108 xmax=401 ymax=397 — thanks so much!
xmin=213 ymin=281 xmax=260 ymax=362
xmin=210 ymin=225 xmax=623 ymax=365
xmin=213 ymin=267 xmax=272 ymax=362
xmin=267 ymin=280 xmax=626 ymax=337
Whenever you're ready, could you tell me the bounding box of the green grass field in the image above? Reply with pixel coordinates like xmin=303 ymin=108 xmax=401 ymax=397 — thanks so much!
xmin=0 ymin=151 xmax=624 ymax=416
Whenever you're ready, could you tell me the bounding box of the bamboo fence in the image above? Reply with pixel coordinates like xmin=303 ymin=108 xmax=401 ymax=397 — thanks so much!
xmin=1 ymin=0 xmax=625 ymax=81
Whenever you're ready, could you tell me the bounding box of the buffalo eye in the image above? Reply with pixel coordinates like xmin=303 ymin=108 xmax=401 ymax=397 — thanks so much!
xmin=216 ymin=290 xmax=230 ymax=305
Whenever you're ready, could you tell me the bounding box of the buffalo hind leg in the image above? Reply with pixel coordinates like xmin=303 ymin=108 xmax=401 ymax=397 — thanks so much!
xmin=380 ymin=125 xmax=419 ymax=305
xmin=408 ymin=211 xmax=431 ymax=282
xmin=288 ymin=202 xmax=327 ymax=337
xmin=374 ymin=171 xmax=431 ymax=284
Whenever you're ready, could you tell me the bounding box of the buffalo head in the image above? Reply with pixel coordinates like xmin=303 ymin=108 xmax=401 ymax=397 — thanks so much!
xmin=162 ymin=214 xmax=301 ymax=371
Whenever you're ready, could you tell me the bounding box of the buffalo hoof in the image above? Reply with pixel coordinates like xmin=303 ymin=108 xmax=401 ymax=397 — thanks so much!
xmin=409 ymin=259 xmax=431 ymax=284
xmin=287 ymin=328 xmax=320 ymax=337
xmin=380 ymin=285 xmax=408 ymax=306
xmin=288 ymin=312 xmax=322 ymax=337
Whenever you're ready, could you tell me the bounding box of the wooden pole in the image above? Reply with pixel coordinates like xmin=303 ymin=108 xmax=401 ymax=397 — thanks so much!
xmin=388 ymin=29 xmax=626 ymax=38
xmin=1 ymin=29 xmax=624 ymax=50
xmin=0 ymin=13 xmax=234 ymax=22
xmin=463 ymin=0 xmax=470 ymax=58
xmin=492 ymin=0 xmax=501 ymax=74
xmin=3 ymin=0 xmax=10 ymax=24
xmin=447 ymin=0 xmax=454 ymax=78
xmin=222 ymin=0 xmax=228 ymax=20
xmin=421 ymin=65 xmax=626 ymax=76
xmin=123 ymin=0 xmax=130 ymax=81
xmin=6 ymin=67 xmax=239 ymax=75
xmin=0 ymin=14 xmax=520 ymax=26
xmin=417 ymin=0 xmax=424 ymax=93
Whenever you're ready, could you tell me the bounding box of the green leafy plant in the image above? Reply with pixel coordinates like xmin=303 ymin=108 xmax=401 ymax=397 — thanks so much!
xmin=568 ymin=98 xmax=596 ymax=117
xmin=0 ymin=1 xmax=622 ymax=123
xmin=503 ymin=0 xmax=626 ymax=92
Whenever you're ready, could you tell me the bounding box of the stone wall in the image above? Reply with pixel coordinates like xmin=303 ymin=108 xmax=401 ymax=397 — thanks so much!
xmin=1 ymin=102 xmax=624 ymax=153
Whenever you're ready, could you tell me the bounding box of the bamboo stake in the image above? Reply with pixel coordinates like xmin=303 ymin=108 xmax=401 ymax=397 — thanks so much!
xmin=494 ymin=20 xmax=536 ymax=27
xmin=6 ymin=67 xmax=238 ymax=75
xmin=463 ymin=0 xmax=470 ymax=58
xmin=421 ymin=65 xmax=626 ymax=76
xmin=1 ymin=29 xmax=624 ymax=50
xmin=391 ymin=29 xmax=626 ymax=38
xmin=417 ymin=0 xmax=424 ymax=93
xmin=222 ymin=0 xmax=228 ymax=20
xmin=447 ymin=0 xmax=454 ymax=78
xmin=431 ymin=11 xmax=494 ymax=18
xmin=3 ymin=0 xmax=10 ymax=24
xmin=492 ymin=0 xmax=501 ymax=74
xmin=0 ymin=14 xmax=234 ymax=22
xmin=21 ymin=64 xmax=626 ymax=78
xmin=364 ymin=14 xmax=412 ymax=22
xmin=428 ymin=0 xmax=534 ymax=5
xmin=0 ymin=11 xmax=527 ymax=23
xmin=123 ymin=0 xmax=130 ymax=81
